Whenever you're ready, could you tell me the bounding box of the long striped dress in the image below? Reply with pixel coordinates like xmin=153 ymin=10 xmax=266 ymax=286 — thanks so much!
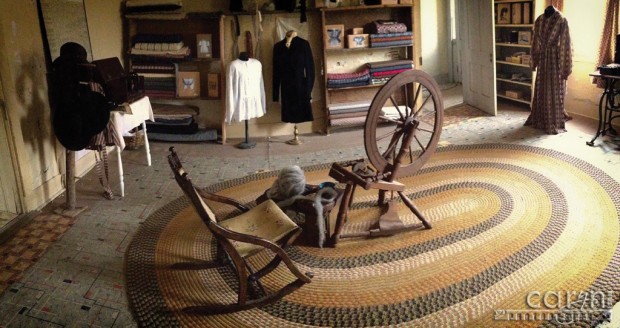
xmin=525 ymin=10 xmax=573 ymax=134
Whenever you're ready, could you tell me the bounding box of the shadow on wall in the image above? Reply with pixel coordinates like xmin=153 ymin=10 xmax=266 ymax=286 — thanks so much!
xmin=17 ymin=53 xmax=59 ymax=201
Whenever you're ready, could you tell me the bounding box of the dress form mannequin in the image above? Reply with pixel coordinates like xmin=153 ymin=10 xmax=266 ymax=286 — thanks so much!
xmin=236 ymin=51 xmax=257 ymax=149
xmin=285 ymin=30 xmax=303 ymax=146
xmin=544 ymin=5 xmax=556 ymax=17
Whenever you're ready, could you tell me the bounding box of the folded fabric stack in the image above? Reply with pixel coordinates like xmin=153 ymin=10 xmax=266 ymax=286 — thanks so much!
xmin=125 ymin=0 xmax=186 ymax=20
xmin=130 ymin=34 xmax=189 ymax=98
xmin=147 ymin=103 xmax=198 ymax=135
xmin=367 ymin=59 xmax=414 ymax=85
xmin=130 ymin=34 xmax=190 ymax=60
xmin=370 ymin=31 xmax=414 ymax=48
xmin=328 ymin=101 xmax=371 ymax=127
xmin=326 ymin=68 xmax=371 ymax=89
xmin=146 ymin=103 xmax=217 ymax=142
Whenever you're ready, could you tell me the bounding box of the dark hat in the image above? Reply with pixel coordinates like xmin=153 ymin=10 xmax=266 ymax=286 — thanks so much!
xmin=51 ymin=42 xmax=111 ymax=151
xmin=53 ymin=89 xmax=111 ymax=151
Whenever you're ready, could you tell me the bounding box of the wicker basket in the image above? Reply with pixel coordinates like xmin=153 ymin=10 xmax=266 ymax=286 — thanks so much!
xmin=123 ymin=129 xmax=145 ymax=150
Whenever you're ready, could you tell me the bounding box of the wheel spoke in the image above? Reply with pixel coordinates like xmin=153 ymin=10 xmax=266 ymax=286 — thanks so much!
xmin=414 ymin=135 xmax=426 ymax=152
xmin=378 ymin=116 xmax=401 ymax=124
xmin=376 ymin=128 xmax=398 ymax=142
xmin=379 ymin=126 xmax=404 ymax=161
xmin=403 ymin=83 xmax=411 ymax=117
xmin=389 ymin=96 xmax=405 ymax=120
xmin=413 ymin=93 xmax=433 ymax=119
xmin=412 ymin=83 xmax=422 ymax=105
xmin=416 ymin=119 xmax=435 ymax=134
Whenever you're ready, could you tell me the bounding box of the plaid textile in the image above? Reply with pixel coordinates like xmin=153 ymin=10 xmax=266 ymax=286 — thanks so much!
xmin=371 ymin=68 xmax=411 ymax=77
xmin=367 ymin=59 xmax=414 ymax=69
xmin=326 ymin=68 xmax=370 ymax=80
xmin=327 ymin=80 xmax=370 ymax=88
xmin=369 ymin=64 xmax=413 ymax=73
xmin=369 ymin=31 xmax=413 ymax=38
xmin=525 ymin=10 xmax=573 ymax=134
xmin=370 ymin=40 xmax=413 ymax=48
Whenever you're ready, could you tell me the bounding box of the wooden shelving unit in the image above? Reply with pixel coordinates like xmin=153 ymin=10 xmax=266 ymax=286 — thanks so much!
xmin=494 ymin=0 xmax=537 ymax=107
xmin=320 ymin=2 xmax=421 ymax=133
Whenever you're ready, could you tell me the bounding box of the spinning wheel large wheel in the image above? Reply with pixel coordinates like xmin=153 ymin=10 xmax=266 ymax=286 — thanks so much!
xmin=364 ymin=69 xmax=444 ymax=178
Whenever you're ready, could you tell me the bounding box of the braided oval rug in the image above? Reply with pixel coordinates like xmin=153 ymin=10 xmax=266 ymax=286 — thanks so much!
xmin=125 ymin=144 xmax=620 ymax=327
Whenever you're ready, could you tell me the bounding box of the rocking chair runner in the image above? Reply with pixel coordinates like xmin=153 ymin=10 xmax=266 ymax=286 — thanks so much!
xmin=167 ymin=147 xmax=312 ymax=315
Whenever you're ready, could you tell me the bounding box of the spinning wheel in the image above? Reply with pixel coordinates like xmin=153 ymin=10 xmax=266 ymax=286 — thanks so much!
xmin=328 ymin=69 xmax=444 ymax=246
xmin=364 ymin=69 xmax=444 ymax=178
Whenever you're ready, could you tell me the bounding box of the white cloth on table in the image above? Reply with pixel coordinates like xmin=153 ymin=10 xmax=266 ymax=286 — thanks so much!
xmin=225 ymin=58 xmax=266 ymax=123
xmin=111 ymin=96 xmax=155 ymax=150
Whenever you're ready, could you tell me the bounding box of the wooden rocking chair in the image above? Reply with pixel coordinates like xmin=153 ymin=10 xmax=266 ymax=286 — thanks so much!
xmin=167 ymin=147 xmax=312 ymax=315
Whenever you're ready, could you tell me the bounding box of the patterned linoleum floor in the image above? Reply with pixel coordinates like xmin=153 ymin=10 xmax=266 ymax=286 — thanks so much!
xmin=0 ymin=99 xmax=619 ymax=327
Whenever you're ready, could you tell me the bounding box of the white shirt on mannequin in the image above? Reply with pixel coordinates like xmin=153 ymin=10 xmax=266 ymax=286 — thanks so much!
xmin=225 ymin=58 xmax=266 ymax=123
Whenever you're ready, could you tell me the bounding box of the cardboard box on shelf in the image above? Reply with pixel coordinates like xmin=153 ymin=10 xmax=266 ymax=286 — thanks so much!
xmin=347 ymin=34 xmax=369 ymax=48
xmin=506 ymin=90 xmax=523 ymax=99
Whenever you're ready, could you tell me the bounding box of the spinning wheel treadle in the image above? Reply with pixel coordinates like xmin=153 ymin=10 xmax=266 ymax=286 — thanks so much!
xmin=329 ymin=69 xmax=444 ymax=246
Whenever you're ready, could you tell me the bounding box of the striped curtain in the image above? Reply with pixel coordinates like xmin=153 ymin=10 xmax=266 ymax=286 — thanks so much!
xmin=595 ymin=0 xmax=620 ymax=88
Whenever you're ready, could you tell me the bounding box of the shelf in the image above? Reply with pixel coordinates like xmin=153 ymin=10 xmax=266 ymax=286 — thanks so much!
xmin=321 ymin=3 xmax=416 ymax=133
xmin=496 ymin=42 xmax=531 ymax=48
xmin=496 ymin=78 xmax=532 ymax=87
xmin=326 ymin=45 xmax=411 ymax=52
xmin=494 ymin=0 xmax=533 ymax=3
xmin=495 ymin=24 xmax=534 ymax=28
xmin=327 ymin=83 xmax=385 ymax=91
xmin=498 ymin=94 xmax=531 ymax=105
xmin=496 ymin=60 xmax=530 ymax=68
xmin=321 ymin=4 xmax=412 ymax=12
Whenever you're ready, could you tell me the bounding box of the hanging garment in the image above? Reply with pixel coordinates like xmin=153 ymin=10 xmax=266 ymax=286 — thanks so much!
xmin=225 ymin=58 xmax=266 ymax=123
xmin=272 ymin=36 xmax=315 ymax=123
xmin=525 ymin=10 xmax=573 ymax=134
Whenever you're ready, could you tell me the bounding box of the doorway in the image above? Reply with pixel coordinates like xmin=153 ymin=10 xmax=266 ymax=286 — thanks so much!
xmin=0 ymin=76 xmax=21 ymax=228
xmin=456 ymin=0 xmax=497 ymax=116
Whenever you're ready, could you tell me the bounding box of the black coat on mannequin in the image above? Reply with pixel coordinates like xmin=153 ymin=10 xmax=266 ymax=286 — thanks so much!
xmin=272 ymin=36 xmax=315 ymax=123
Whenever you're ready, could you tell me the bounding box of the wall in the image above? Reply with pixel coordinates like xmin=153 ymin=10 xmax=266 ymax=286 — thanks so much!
xmin=562 ymin=1 xmax=606 ymax=122
xmin=88 ymin=0 xmax=438 ymax=139
xmin=0 ymin=0 xmax=604 ymax=214
xmin=0 ymin=0 xmax=63 ymax=212
xmin=420 ymin=0 xmax=450 ymax=84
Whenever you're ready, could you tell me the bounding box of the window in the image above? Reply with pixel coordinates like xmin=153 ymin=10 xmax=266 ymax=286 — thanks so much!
xmin=562 ymin=1 xmax=606 ymax=63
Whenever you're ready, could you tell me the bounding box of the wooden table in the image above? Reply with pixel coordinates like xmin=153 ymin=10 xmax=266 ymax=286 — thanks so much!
xmin=587 ymin=71 xmax=620 ymax=146
xmin=110 ymin=96 xmax=154 ymax=197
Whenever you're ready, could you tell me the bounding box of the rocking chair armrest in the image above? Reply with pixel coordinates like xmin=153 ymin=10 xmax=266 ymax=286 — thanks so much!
xmin=197 ymin=188 xmax=250 ymax=212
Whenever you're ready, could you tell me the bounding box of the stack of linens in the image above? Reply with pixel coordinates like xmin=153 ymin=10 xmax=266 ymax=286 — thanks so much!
xmin=147 ymin=103 xmax=198 ymax=135
xmin=130 ymin=34 xmax=190 ymax=60
xmin=367 ymin=59 xmax=414 ymax=85
xmin=147 ymin=103 xmax=217 ymax=142
xmin=125 ymin=0 xmax=185 ymax=19
xmin=130 ymin=34 xmax=190 ymax=98
xmin=370 ymin=31 xmax=413 ymax=48
xmin=326 ymin=68 xmax=371 ymax=89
